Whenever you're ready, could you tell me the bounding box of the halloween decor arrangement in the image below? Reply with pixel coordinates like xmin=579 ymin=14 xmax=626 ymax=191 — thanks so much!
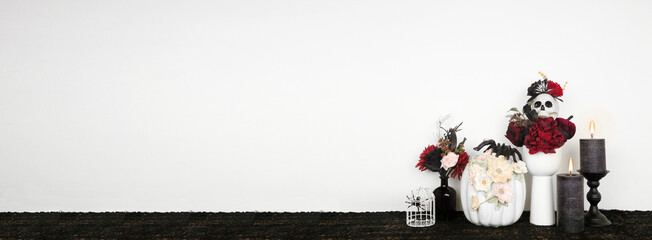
xmin=505 ymin=72 xmax=577 ymax=226
xmin=416 ymin=120 xmax=469 ymax=221
xmin=460 ymin=140 xmax=528 ymax=227
xmin=505 ymin=72 xmax=576 ymax=154
xmin=405 ymin=187 xmax=435 ymax=227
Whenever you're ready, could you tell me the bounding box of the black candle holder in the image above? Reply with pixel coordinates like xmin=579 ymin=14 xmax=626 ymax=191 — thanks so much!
xmin=578 ymin=170 xmax=612 ymax=227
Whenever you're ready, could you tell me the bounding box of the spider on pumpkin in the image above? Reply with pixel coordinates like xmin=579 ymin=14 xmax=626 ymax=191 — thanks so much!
xmin=473 ymin=139 xmax=522 ymax=162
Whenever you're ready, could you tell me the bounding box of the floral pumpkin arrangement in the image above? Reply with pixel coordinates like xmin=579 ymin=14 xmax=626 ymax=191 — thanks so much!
xmin=461 ymin=140 xmax=527 ymax=227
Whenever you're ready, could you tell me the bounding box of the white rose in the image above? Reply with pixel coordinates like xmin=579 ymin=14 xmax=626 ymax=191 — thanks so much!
xmin=513 ymin=160 xmax=528 ymax=174
xmin=468 ymin=164 xmax=484 ymax=184
xmin=472 ymin=173 xmax=493 ymax=192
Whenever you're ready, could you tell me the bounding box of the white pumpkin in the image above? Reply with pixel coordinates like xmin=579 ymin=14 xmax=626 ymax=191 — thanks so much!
xmin=460 ymin=159 xmax=526 ymax=227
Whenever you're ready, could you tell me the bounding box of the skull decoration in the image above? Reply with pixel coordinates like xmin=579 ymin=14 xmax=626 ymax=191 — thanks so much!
xmin=528 ymin=93 xmax=558 ymax=119
xmin=505 ymin=73 xmax=577 ymax=154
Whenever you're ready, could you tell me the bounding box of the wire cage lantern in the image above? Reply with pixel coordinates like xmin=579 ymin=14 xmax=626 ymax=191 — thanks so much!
xmin=405 ymin=187 xmax=435 ymax=227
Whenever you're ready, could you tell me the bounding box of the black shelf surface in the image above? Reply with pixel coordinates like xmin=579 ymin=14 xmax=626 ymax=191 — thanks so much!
xmin=0 ymin=210 xmax=649 ymax=239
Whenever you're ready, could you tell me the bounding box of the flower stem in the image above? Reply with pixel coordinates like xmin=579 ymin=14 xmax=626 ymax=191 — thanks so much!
xmin=478 ymin=196 xmax=497 ymax=206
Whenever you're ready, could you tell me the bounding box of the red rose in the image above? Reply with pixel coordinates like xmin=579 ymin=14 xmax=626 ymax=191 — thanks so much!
xmin=546 ymin=80 xmax=563 ymax=98
xmin=524 ymin=117 xmax=566 ymax=154
xmin=451 ymin=152 xmax=469 ymax=180
xmin=505 ymin=122 xmax=526 ymax=147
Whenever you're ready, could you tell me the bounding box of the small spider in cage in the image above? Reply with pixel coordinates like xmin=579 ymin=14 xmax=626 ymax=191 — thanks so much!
xmin=405 ymin=194 xmax=426 ymax=211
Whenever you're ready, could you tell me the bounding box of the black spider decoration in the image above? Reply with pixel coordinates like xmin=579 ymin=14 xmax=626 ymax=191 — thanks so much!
xmin=405 ymin=194 xmax=426 ymax=211
xmin=473 ymin=139 xmax=522 ymax=162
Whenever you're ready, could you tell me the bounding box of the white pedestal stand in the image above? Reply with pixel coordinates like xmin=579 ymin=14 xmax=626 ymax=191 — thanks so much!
xmin=522 ymin=146 xmax=562 ymax=226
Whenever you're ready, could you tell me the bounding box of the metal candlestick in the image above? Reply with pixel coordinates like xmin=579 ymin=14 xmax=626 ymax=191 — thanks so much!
xmin=578 ymin=170 xmax=612 ymax=227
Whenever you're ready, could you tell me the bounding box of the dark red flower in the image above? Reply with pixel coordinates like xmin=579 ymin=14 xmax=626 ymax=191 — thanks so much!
xmin=505 ymin=122 xmax=526 ymax=147
xmin=546 ymin=80 xmax=563 ymax=98
xmin=524 ymin=117 xmax=566 ymax=154
xmin=416 ymin=145 xmax=443 ymax=172
xmin=451 ymin=152 xmax=469 ymax=180
xmin=555 ymin=117 xmax=576 ymax=140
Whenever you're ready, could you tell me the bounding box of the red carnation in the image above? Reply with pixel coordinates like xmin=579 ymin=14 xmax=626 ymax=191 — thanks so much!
xmin=450 ymin=152 xmax=469 ymax=180
xmin=546 ymin=80 xmax=563 ymax=98
xmin=524 ymin=117 xmax=566 ymax=154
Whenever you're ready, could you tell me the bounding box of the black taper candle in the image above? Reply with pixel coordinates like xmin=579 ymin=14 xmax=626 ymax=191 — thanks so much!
xmin=557 ymin=173 xmax=584 ymax=233
xmin=580 ymin=139 xmax=606 ymax=173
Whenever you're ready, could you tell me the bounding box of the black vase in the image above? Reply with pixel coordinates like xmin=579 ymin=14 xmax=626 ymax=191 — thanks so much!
xmin=434 ymin=173 xmax=456 ymax=221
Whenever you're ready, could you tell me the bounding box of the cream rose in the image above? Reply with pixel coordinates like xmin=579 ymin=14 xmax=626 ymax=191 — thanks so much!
xmin=472 ymin=195 xmax=480 ymax=211
xmin=441 ymin=152 xmax=459 ymax=170
xmin=487 ymin=155 xmax=514 ymax=183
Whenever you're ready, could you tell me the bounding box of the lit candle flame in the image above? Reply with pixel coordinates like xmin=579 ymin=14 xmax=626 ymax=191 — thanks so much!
xmin=589 ymin=120 xmax=595 ymax=138
xmin=568 ymin=157 xmax=574 ymax=175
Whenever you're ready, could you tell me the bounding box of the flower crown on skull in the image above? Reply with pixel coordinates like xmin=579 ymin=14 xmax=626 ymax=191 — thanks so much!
xmin=526 ymin=72 xmax=566 ymax=102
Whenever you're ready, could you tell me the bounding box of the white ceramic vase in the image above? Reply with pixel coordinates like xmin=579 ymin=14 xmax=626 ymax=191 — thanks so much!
xmin=521 ymin=146 xmax=562 ymax=226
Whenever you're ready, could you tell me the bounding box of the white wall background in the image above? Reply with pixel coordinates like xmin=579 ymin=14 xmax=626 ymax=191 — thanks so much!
xmin=1 ymin=0 xmax=651 ymax=212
